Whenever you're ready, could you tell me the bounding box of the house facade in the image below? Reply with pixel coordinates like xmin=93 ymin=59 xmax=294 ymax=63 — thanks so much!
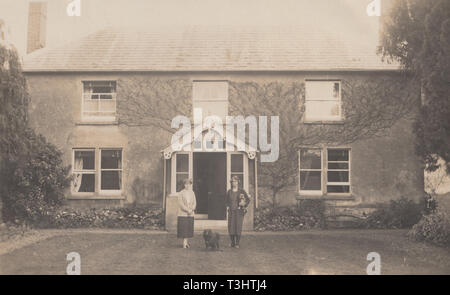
xmin=22 ymin=27 xmax=424 ymax=230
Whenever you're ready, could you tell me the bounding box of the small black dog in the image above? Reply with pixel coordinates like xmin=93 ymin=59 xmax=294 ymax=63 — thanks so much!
xmin=203 ymin=229 xmax=221 ymax=251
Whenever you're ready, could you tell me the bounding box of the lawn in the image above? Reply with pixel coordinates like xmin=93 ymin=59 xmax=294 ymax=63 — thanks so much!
xmin=0 ymin=229 xmax=449 ymax=274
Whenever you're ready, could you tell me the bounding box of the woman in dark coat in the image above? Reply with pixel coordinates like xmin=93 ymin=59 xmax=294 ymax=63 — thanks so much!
xmin=226 ymin=176 xmax=250 ymax=248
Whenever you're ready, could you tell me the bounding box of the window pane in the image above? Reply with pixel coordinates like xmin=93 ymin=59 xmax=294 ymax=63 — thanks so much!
xmin=327 ymin=185 xmax=350 ymax=193
xmin=176 ymin=173 xmax=189 ymax=192
xmin=83 ymin=99 xmax=99 ymax=112
xmin=300 ymin=149 xmax=321 ymax=169
xmin=193 ymin=101 xmax=228 ymax=119
xmin=304 ymin=101 xmax=340 ymax=121
xmin=74 ymin=150 xmax=95 ymax=170
xmin=193 ymin=81 xmax=228 ymax=101
xmin=300 ymin=171 xmax=321 ymax=190
xmin=328 ymin=149 xmax=349 ymax=161
xmin=101 ymin=150 xmax=122 ymax=169
xmin=73 ymin=174 xmax=95 ymax=192
xmin=93 ymin=86 xmax=113 ymax=93
xmin=100 ymin=100 xmax=115 ymax=112
xmin=231 ymin=154 xmax=243 ymax=172
xmin=99 ymin=94 xmax=113 ymax=100
xmin=328 ymin=171 xmax=349 ymax=182
xmin=306 ymin=81 xmax=339 ymax=100
xmin=176 ymin=154 xmax=189 ymax=173
xmin=328 ymin=162 xmax=349 ymax=169
xmin=101 ymin=171 xmax=121 ymax=190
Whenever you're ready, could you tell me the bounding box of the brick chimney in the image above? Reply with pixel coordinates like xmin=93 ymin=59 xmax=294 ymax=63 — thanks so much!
xmin=27 ymin=2 xmax=47 ymax=54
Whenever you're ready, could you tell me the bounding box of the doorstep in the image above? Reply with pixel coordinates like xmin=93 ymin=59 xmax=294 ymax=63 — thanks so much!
xmin=194 ymin=219 xmax=228 ymax=232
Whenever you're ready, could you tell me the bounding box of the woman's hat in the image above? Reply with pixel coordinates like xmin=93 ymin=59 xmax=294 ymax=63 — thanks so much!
xmin=230 ymin=175 xmax=241 ymax=183
xmin=183 ymin=178 xmax=193 ymax=185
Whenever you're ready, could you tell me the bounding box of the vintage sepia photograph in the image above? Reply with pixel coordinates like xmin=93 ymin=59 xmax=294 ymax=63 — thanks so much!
xmin=0 ymin=0 xmax=449 ymax=279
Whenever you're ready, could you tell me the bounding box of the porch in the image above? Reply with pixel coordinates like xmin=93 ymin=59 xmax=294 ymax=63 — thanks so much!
xmin=162 ymin=127 xmax=258 ymax=231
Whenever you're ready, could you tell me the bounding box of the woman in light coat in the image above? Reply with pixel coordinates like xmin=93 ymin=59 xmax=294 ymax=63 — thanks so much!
xmin=177 ymin=178 xmax=197 ymax=248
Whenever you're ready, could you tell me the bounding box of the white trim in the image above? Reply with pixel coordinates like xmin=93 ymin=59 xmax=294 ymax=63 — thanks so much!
xmin=298 ymin=148 xmax=323 ymax=195
xmin=99 ymin=148 xmax=123 ymax=195
xmin=326 ymin=148 xmax=351 ymax=195
xmin=71 ymin=148 xmax=96 ymax=196
xmin=81 ymin=80 xmax=117 ymax=122
xmin=304 ymin=80 xmax=342 ymax=122
xmin=172 ymin=152 xmax=192 ymax=193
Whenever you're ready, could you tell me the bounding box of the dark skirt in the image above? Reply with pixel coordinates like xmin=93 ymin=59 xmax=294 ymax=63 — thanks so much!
xmin=177 ymin=216 xmax=194 ymax=238
xmin=228 ymin=209 xmax=245 ymax=235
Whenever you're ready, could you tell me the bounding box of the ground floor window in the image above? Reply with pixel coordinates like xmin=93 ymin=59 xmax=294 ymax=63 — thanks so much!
xmin=298 ymin=149 xmax=322 ymax=194
xmin=72 ymin=148 xmax=123 ymax=195
xmin=100 ymin=149 xmax=122 ymax=191
xmin=72 ymin=149 xmax=95 ymax=193
xmin=298 ymin=148 xmax=351 ymax=195
xmin=327 ymin=149 xmax=350 ymax=193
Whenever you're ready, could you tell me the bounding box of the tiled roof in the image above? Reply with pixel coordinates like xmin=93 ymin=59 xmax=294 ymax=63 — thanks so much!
xmin=22 ymin=26 xmax=399 ymax=72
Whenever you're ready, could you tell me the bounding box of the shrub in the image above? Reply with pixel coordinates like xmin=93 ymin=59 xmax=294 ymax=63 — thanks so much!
xmin=44 ymin=205 xmax=164 ymax=230
xmin=408 ymin=211 xmax=450 ymax=248
xmin=254 ymin=201 xmax=326 ymax=231
xmin=359 ymin=196 xmax=423 ymax=229
xmin=1 ymin=130 xmax=71 ymax=226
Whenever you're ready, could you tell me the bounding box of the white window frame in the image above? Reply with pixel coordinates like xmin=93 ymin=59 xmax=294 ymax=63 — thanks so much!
xmin=298 ymin=149 xmax=323 ymax=195
xmin=81 ymin=81 xmax=117 ymax=122
xmin=72 ymin=148 xmax=96 ymax=195
xmin=99 ymin=148 xmax=123 ymax=195
xmin=173 ymin=152 xmax=192 ymax=193
xmin=326 ymin=148 xmax=351 ymax=195
xmin=304 ymin=80 xmax=342 ymax=122
xmin=228 ymin=152 xmax=247 ymax=192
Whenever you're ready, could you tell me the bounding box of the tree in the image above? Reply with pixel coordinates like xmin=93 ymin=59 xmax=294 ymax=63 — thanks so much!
xmin=378 ymin=0 xmax=450 ymax=172
xmin=0 ymin=43 xmax=71 ymax=225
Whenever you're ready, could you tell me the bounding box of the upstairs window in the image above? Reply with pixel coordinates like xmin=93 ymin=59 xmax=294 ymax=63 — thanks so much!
xmin=193 ymin=81 xmax=228 ymax=120
xmin=304 ymin=80 xmax=341 ymax=121
xmin=82 ymin=81 xmax=116 ymax=121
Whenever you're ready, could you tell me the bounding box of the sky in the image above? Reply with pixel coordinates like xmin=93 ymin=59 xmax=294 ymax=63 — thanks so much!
xmin=0 ymin=0 xmax=381 ymax=56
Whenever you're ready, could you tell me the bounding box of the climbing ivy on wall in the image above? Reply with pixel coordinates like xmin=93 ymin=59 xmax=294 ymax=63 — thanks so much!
xmin=228 ymin=75 xmax=419 ymax=206
xmin=117 ymin=74 xmax=419 ymax=206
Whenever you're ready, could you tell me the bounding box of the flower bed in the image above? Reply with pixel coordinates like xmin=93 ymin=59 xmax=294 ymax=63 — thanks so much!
xmin=254 ymin=201 xmax=326 ymax=231
xmin=39 ymin=206 xmax=164 ymax=230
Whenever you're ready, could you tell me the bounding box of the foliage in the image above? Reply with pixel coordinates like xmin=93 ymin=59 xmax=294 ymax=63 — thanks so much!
xmin=0 ymin=44 xmax=29 ymax=160
xmin=1 ymin=130 xmax=71 ymax=226
xmin=254 ymin=201 xmax=326 ymax=231
xmin=409 ymin=211 xmax=450 ymax=248
xmin=378 ymin=0 xmax=450 ymax=172
xmin=117 ymin=77 xmax=192 ymax=133
xmin=117 ymin=74 xmax=418 ymax=208
xmin=0 ymin=43 xmax=71 ymax=225
xmin=229 ymin=78 xmax=417 ymax=206
xmin=359 ymin=196 xmax=424 ymax=229
xmin=43 ymin=206 xmax=164 ymax=229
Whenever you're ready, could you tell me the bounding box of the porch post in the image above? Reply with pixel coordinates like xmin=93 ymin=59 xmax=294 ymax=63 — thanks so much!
xmin=255 ymin=156 xmax=258 ymax=209
xmin=162 ymin=157 xmax=166 ymax=210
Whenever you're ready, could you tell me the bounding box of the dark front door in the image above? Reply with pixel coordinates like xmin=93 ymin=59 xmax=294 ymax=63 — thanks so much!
xmin=193 ymin=152 xmax=227 ymax=220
